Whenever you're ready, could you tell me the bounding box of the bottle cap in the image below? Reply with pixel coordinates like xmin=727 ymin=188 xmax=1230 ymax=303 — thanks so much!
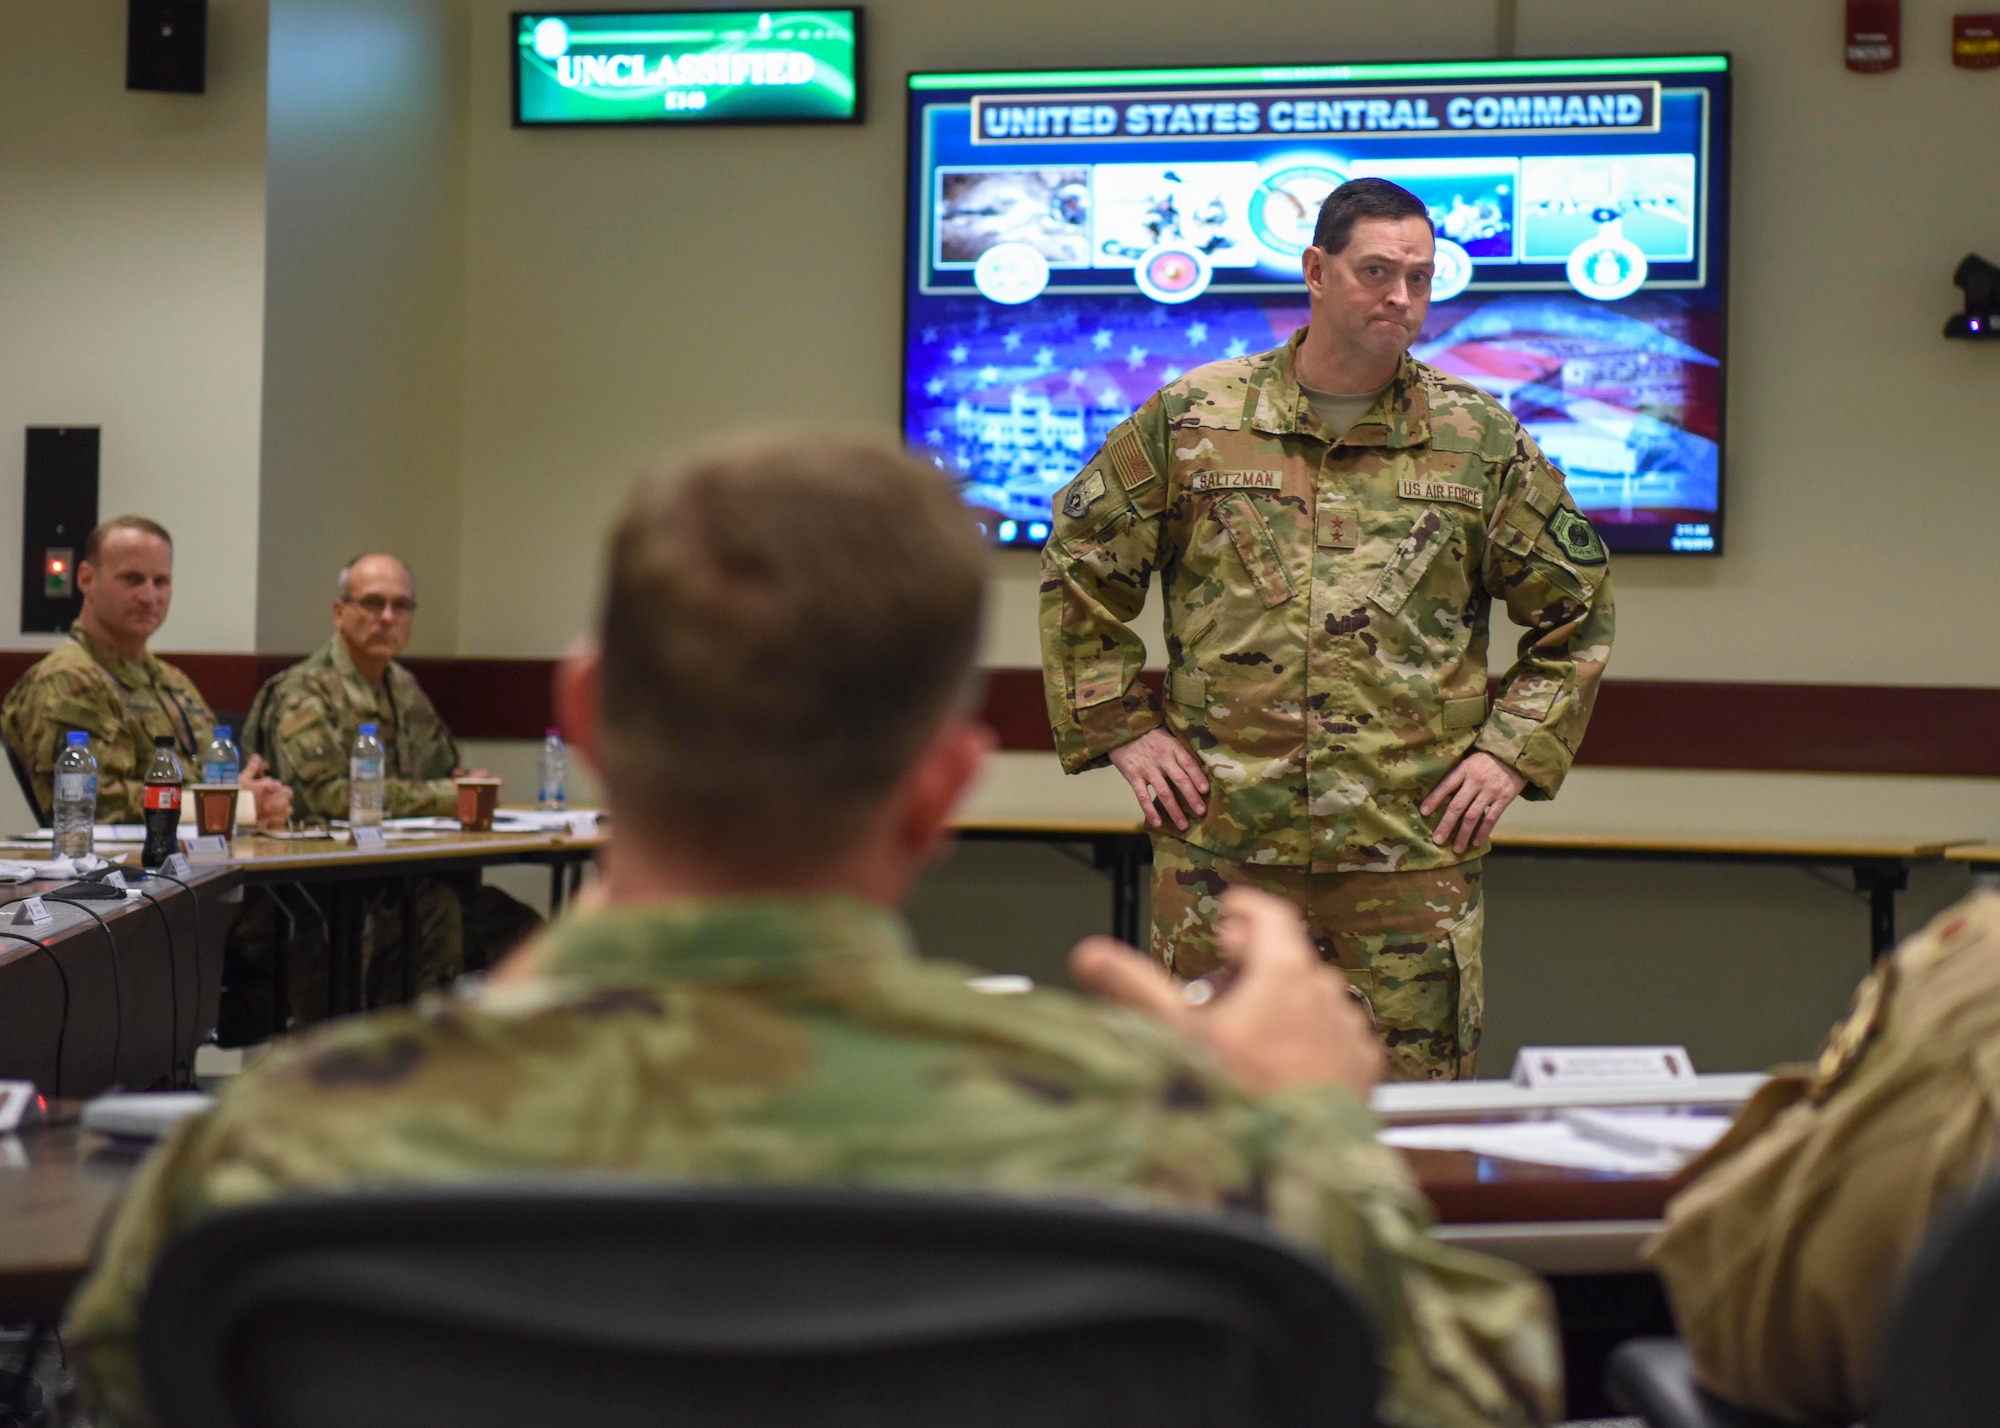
xmin=214 ymin=725 xmax=231 ymax=741
xmin=359 ymin=722 xmax=378 ymax=736
xmin=546 ymin=727 xmax=561 ymax=738
xmin=154 ymin=735 xmax=174 ymax=748
xmin=66 ymin=731 xmax=88 ymax=746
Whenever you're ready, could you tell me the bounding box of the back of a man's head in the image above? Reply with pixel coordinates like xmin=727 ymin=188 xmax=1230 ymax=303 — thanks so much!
xmin=596 ymin=435 xmax=986 ymax=870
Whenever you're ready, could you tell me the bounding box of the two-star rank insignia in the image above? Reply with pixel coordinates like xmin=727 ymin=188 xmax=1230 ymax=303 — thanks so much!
xmin=1317 ymin=507 xmax=1358 ymax=550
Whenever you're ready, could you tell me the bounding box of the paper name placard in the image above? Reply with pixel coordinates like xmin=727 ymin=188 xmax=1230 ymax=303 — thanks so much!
xmin=103 ymin=869 xmax=127 ymax=891
xmin=1512 ymin=1045 xmax=1696 ymax=1091
xmin=11 ymin=897 xmax=53 ymax=928
xmin=163 ymin=853 xmax=194 ymax=879
xmin=184 ymin=837 xmax=230 ymax=866
xmin=350 ymin=825 xmax=388 ymax=851
xmin=566 ymin=812 xmax=601 ymax=838
xmin=0 ymin=1081 xmax=37 ymax=1134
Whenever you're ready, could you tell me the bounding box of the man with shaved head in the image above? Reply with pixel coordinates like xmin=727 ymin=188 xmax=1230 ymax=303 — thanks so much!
xmin=1 ymin=515 xmax=292 ymax=825
xmin=245 ymin=554 xmax=538 ymax=1012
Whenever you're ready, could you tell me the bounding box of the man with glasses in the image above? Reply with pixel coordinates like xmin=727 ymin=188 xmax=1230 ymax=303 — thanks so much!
xmin=245 ymin=554 xmax=539 ymax=1010
xmin=248 ymin=555 xmax=468 ymax=820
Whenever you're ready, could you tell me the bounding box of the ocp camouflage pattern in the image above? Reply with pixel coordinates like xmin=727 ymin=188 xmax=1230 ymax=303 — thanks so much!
xmin=0 ymin=622 xmax=214 ymax=821
xmin=1151 ymin=839 xmax=1485 ymax=1081
xmin=1040 ymin=332 xmax=1616 ymax=872
xmin=66 ymin=895 xmax=1560 ymax=1428
xmin=244 ymin=635 xmax=461 ymax=819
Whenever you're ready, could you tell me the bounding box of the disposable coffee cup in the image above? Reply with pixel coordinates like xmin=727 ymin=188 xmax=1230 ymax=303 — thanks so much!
xmin=455 ymin=777 xmax=502 ymax=831
xmin=191 ymin=784 xmax=239 ymax=838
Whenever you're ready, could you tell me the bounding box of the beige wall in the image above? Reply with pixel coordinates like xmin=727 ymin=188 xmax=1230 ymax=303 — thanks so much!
xmin=438 ymin=0 xmax=2000 ymax=1073
xmin=452 ymin=0 xmax=1501 ymax=656
xmin=452 ymin=0 xmax=2000 ymax=693
xmin=0 ymin=0 xmax=270 ymax=654
xmin=255 ymin=0 xmax=470 ymax=654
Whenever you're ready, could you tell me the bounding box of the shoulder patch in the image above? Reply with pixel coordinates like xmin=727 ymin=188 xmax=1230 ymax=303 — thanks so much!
xmin=1107 ymin=426 xmax=1158 ymax=492
xmin=1062 ymin=470 xmax=1106 ymax=519
xmin=1547 ymin=507 xmax=1608 ymax=566
xmin=1812 ymin=961 xmax=1894 ymax=1101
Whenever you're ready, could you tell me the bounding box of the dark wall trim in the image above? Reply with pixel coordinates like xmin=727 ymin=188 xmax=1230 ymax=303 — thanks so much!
xmin=0 ymin=652 xmax=1993 ymax=778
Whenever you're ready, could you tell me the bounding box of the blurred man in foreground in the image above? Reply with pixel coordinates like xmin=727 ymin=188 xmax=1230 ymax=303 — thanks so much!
xmin=1648 ymin=890 xmax=2000 ymax=1424
xmin=67 ymin=438 xmax=1559 ymax=1428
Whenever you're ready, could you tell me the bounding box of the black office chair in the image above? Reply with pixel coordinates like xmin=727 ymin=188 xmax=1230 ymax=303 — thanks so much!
xmin=1606 ymin=1174 xmax=2000 ymax=1428
xmin=137 ymin=1181 xmax=1382 ymax=1428
xmin=4 ymin=739 xmax=46 ymax=827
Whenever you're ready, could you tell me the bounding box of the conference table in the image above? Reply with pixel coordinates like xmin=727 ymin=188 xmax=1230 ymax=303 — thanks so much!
xmin=0 ymin=821 xmax=607 ymax=1100
xmin=209 ymin=822 xmax=603 ymax=1016
xmin=0 ymin=860 xmax=241 ymax=1101
xmin=956 ymin=815 xmax=1962 ymax=959
xmin=0 ymin=1082 xmax=1710 ymax=1321
xmin=1946 ymin=842 xmax=2000 ymax=872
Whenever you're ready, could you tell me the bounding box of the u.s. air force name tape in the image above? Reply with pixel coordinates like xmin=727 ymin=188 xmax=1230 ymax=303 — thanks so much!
xmin=1398 ymin=478 xmax=1484 ymax=509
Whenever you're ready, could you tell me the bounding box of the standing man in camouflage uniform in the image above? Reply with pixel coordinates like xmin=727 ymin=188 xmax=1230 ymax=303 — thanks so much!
xmin=1 ymin=515 xmax=292 ymax=825
xmin=1041 ymin=180 xmax=1616 ymax=1080
xmin=67 ymin=437 xmax=1561 ymax=1428
xmin=244 ymin=553 xmax=539 ymax=1008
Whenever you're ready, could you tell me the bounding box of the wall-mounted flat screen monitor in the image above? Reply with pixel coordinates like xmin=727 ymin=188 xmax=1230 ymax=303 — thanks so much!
xmin=515 ymin=8 xmax=863 ymax=126
xmin=904 ymin=53 xmax=1731 ymax=554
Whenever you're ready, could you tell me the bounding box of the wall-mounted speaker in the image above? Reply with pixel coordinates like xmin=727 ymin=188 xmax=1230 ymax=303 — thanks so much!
xmin=127 ymin=0 xmax=206 ymax=94
xmin=22 ymin=428 xmax=100 ymax=636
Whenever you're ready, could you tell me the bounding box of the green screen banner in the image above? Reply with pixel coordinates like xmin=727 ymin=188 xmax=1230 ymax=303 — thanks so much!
xmin=514 ymin=9 xmax=862 ymax=126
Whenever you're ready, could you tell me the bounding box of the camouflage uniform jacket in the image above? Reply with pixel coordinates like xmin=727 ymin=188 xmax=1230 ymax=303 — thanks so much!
xmin=66 ymin=894 xmax=1560 ymax=1428
xmin=1647 ymin=890 xmax=2000 ymax=1423
xmin=1040 ymin=331 xmax=1616 ymax=872
xmin=0 ymin=622 xmax=213 ymax=822
xmin=243 ymin=635 xmax=459 ymax=819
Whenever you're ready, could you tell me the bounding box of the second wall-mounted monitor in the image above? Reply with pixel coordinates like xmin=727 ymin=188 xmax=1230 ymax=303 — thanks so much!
xmin=515 ymin=8 xmax=863 ymax=126
xmin=904 ymin=53 xmax=1731 ymax=555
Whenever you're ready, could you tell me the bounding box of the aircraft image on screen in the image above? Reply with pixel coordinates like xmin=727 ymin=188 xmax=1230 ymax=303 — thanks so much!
xmin=904 ymin=55 xmax=1732 ymax=554
xmin=1521 ymin=154 xmax=1698 ymax=262
xmin=1350 ymin=157 xmax=1519 ymax=262
xmin=935 ymin=168 xmax=1093 ymax=268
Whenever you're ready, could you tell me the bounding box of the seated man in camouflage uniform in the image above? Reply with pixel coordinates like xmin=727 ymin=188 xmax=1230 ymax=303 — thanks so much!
xmin=0 ymin=515 xmax=291 ymax=826
xmin=1647 ymin=888 xmax=2000 ymax=1424
xmin=1 ymin=516 xmax=305 ymax=1045
xmin=244 ymin=553 xmax=539 ymax=1012
xmin=65 ymin=438 xmax=1562 ymax=1428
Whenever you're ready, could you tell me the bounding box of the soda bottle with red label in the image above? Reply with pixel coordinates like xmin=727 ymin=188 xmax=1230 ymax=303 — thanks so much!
xmin=141 ymin=734 xmax=184 ymax=868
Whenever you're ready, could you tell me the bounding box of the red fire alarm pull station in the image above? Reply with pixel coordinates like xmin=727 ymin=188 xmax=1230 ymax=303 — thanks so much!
xmin=1955 ymin=13 xmax=2000 ymax=66
xmin=1847 ymin=0 xmax=1901 ymax=70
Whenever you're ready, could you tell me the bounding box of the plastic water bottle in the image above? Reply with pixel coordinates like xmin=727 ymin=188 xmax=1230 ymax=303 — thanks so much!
xmin=349 ymin=722 xmax=385 ymax=827
xmin=201 ymin=725 xmax=240 ymax=785
xmin=538 ymin=728 xmax=567 ymax=811
xmin=53 ymin=731 xmax=98 ymax=858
